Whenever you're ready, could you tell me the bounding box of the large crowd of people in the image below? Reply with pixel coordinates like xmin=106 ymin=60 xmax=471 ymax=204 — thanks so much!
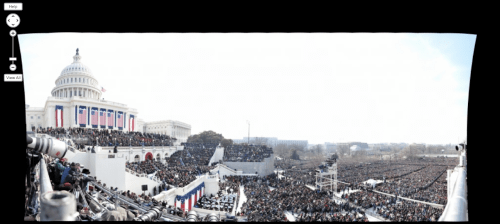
xmin=223 ymin=144 xmax=273 ymax=162
xmin=28 ymin=128 xmax=463 ymax=222
xmin=36 ymin=127 xmax=174 ymax=147
xmin=168 ymin=142 xmax=218 ymax=167
xmin=230 ymin=174 xmax=370 ymax=222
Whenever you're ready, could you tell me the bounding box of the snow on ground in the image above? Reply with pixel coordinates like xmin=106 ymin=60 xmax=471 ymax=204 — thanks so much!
xmin=306 ymin=185 xmax=316 ymax=191
xmin=364 ymin=207 xmax=386 ymax=221
xmin=362 ymin=179 xmax=383 ymax=185
xmin=334 ymin=189 xmax=361 ymax=198
xmin=235 ymin=185 xmax=247 ymax=215
xmin=284 ymin=211 xmax=296 ymax=222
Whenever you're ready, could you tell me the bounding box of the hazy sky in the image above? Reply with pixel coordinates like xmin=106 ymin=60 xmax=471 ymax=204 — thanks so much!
xmin=19 ymin=33 xmax=475 ymax=145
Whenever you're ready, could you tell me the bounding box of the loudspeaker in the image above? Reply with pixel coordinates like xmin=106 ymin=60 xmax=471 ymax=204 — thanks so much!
xmin=142 ymin=185 xmax=148 ymax=191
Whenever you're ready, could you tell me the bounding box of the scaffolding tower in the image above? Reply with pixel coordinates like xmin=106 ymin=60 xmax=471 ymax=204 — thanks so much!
xmin=315 ymin=156 xmax=338 ymax=194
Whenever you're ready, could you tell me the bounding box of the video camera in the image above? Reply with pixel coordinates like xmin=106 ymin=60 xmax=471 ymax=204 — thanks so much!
xmin=26 ymin=134 xmax=76 ymax=161
xmin=455 ymin=143 xmax=466 ymax=151
xmin=133 ymin=205 xmax=164 ymax=221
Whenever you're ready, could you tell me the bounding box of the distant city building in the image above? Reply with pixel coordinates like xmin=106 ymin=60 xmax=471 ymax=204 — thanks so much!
xmin=348 ymin=142 xmax=369 ymax=149
xmin=144 ymin=120 xmax=191 ymax=145
xmin=324 ymin=142 xmax=337 ymax=152
xmin=410 ymin=143 xmax=426 ymax=152
xmin=350 ymin=145 xmax=361 ymax=151
xmin=232 ymin=137 xmax=308 ymax=149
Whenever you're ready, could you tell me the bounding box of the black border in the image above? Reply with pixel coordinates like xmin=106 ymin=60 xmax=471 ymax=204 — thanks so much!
xmin=3 ymin=3 xmax=478 ymax=220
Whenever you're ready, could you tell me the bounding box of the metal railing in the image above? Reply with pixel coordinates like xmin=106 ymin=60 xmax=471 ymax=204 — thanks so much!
xmin=39 ymin=157 xmax=53 ymax=195
xmin=91 ymin=181 xmax=185 ymax=221
xmin=438 ymin=150 xmax=467 ymax=221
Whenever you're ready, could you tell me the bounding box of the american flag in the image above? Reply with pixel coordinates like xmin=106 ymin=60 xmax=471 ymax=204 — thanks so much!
xmin=91 ymin=108 xmax=98 ymax=126
xmin=79 ymin=107 xmax=86 ymax=125
xmin=129 ymin=115 xmax=134 ymax=132
xmin=100 ymin=110 xmax=106 ymax=127
xmin=107 ymin=111 xmax=114 ymax=127
xmin=101 ymin=87 xmax=106 ymax=92
xmin=117 ymin=112 xmax=123 ymax=128
xmin=55 ymin=105 xmax=63 ymax=127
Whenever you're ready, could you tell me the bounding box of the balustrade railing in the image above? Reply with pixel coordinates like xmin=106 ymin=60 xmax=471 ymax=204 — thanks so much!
xmin=438 ymin=149 xmax=467 ymax=221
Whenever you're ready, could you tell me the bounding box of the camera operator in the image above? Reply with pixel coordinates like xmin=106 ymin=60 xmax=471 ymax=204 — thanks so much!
xmin=60 ymin=162 xmax=72 ymax=185
xmin=54 ymin=158 xmax=66 ymax=185
xmin=80 ymin=168 xmax=94 ymax=193
xmin=55 ymin=162 xmax=77 ymax=191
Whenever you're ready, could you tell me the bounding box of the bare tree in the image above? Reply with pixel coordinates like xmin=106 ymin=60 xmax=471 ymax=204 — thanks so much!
xmin=309 ymin=144 xmax=324 ymax=154
xmin=337 ymin=143 xmax=350 ymax=158
xmin=274 ymin=143 xmax=291 ymax=159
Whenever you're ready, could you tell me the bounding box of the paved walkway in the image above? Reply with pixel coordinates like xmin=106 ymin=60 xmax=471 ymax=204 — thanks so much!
xmin=306 ymin=184 xmax=316 ymax=191
xmin=371 ymin=189 xmax=444 ymax=208
xmin=235 ymin=185 xmax=247 ymax=215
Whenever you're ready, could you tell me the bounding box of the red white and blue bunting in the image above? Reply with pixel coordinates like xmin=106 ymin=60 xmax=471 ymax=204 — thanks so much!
xmin=174 ymin=182 xmax=205 ymax=212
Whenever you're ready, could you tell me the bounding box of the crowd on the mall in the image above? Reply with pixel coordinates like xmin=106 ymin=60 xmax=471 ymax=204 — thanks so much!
xmin=227 ymin=174 xmax=369 ymax=222
xmin=223 ymin=144 xmax=273 ymax=162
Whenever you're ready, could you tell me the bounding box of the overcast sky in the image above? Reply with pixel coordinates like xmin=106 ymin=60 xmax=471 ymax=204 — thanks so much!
xmin=19 ymin=33 xmax=475 ymax=145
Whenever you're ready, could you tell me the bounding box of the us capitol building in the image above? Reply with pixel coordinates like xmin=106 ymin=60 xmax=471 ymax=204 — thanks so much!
xmin=25 ymin=49 xmax=191 ymax=144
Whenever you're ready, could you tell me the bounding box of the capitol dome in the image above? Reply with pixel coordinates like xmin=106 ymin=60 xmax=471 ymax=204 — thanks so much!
xmin=59 ymin=50 xmax=94 ymax=78
xmin=51 ymin=49 xmax=102 ymax=100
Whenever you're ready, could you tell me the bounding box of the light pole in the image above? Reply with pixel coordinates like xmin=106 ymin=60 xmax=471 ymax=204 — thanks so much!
xmin=247 ymin=120 xmax=250 ymax=145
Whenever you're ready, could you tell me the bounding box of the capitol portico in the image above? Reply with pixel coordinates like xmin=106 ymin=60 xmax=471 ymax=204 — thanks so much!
xmin=25 ymin=49 xmax=190 ymax=145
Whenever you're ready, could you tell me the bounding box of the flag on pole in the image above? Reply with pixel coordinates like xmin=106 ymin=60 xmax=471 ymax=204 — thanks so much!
xmin=101 ymin=87 xmax=106 ymax=92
